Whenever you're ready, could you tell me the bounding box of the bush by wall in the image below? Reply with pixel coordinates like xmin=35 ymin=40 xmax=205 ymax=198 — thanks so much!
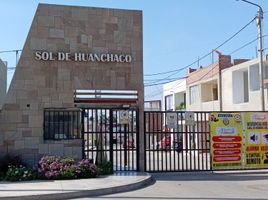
xmin=38 ymin=155 xmax=98 ymax=180
xmin=0 ymin=155 xmax=101 ymax=181
xmin=0 ymin=154 xmax=24 ymax=175
xmin=5 ymin=165 xmax=37 ymax=181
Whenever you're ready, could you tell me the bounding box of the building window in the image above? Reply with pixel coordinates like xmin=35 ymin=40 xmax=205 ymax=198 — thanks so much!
xmin=201 ymin=80 xmax=218 ymax=102
xmin=174 ymin=92 xmax=186 ymax=110
xmin=249 ymin=64 xmax=259 ymax=91
xmin=249 ymin=64 xmax=268 ymax=90
xmin=232 ymin=70 xmax=249 ymax=104
xmin=190 ymin=85 xmax=199 ymax=105
xmin=165 ymin=94 xmax=174 ymax=111
xmin=44 ymin=109 xmax=81 ymax=140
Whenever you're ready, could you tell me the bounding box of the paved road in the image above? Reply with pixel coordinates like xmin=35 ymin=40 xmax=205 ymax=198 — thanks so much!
xmin=74 ymin=171 xmax=268 ymax=200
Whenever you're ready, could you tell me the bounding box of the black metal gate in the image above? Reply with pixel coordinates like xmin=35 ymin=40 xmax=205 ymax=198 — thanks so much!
xmin=82 ymin=107 xmax=139 ymax=171
xmin=144 ymin=111 xmax=211 ymax=172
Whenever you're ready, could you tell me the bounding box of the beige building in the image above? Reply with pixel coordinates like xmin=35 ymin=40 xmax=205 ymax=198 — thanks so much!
xmin=0 ymin=59 xmax=7 ymax=109
xmin=0 ymin=4 xmax=143 ymax=168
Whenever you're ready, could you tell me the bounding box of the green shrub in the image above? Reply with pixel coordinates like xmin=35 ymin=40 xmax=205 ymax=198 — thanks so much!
xmin=77 ymin=159 xmax=98 ymax=178
xmin=0 ymin=172 xmax=4 ymax=180
xmin=0 ymin=154 xmax=24 ymax=175
xmin=5 ymin=165 xmax=36 ymax=181
xmin=58 ymin=165 xmax=77 ymax=179
xmin=97 ymin=161 xmax=113 ymax=175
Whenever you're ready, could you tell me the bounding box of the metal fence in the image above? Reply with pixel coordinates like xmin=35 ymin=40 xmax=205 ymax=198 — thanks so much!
xmin=144 ymin=111 xmax=211 ymax=172
xmin=43 ymin=109 xmax=268 ymax=173
xmin=82 ymin=108 xmax=139 ymax=171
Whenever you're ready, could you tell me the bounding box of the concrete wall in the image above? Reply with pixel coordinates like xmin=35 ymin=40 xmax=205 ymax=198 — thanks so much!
xmin=186 ymin=77 xmax=220 ymax=111
xmin=0 ymin=59 xmax=7 ymax=109
xmin=0 ymin=4 xmax=143 ymax=167
xmin=163 ymin=78 xmax=186 ymax=111
xmin=222 ymin=58 xmax=268 ymax=111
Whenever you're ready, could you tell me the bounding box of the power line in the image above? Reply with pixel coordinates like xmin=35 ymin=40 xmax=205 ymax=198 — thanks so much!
xmin=163 ymin=78 xmax=186 ymax=92
xmin=0 ymin=49 xmax=22 ymax=53
xmin=145 ymin=76 xmax=187 ymax=87
xmin=229 ymin=34 xmax=268 ymax=55
xmin=144 ymin=16 xmax=256 ymax=80
xmin=145 ymin=36 xmax=255 ymax=87
xmin=7 ymin=67 xmax=16 ymax=70
xmin=145 ymin=85 xmax=163 ymax=99
xmin=144 ymin=77 xmax=183 ymax=82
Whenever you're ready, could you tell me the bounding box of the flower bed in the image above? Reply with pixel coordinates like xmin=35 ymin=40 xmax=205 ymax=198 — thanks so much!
xmin=0 ymin=155 xmax=112 ymax=182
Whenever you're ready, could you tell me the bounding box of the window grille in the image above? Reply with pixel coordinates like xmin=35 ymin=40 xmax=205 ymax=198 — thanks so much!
xmin=44 ymin=109 xmax=82 ymax=140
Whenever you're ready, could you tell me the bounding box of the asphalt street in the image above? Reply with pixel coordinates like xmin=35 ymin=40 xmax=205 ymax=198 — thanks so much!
xmin=73 ymin=171 xmax=268 ymax=200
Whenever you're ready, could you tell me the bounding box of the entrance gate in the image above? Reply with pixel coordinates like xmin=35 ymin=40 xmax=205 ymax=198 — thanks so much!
xmin=144 ymin=111 xmax=211 ymax=172
xmin=82 ymin=107 xmax=139 ymax=171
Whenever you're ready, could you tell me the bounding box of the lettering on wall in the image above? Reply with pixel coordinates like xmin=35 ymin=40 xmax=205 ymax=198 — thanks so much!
xmin=34 ymin=51 xmax=132 ymax=63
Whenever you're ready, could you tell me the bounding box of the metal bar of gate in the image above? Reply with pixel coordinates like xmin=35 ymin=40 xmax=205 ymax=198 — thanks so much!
xmin=109 ymin=109 xmax=113 ymax=170
xmin=144 ymin=111 xmax=211 ymax=172
xmin=82 ymin=110 xmax=85 ymax=158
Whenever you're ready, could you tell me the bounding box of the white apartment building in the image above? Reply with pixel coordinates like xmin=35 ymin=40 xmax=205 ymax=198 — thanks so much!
xmin=222 ymin=57 xmax=268 ymax=111
xmin=0 ymin=59 xmax=7 ymax=109
xmin=163 ymin=78 xmax=186 ymax=111
xmin=186 ymin=54 xmax=268 ymax=111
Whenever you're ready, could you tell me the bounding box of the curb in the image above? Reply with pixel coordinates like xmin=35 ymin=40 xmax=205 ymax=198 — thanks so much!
xmin=0 ymin=173 xmax=154 ymax=200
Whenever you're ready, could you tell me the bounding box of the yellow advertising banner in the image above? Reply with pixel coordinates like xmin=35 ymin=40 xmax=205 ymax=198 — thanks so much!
xmin=244 ymin=112 xmax=268 ymax=167
xmin=210 ymin=112 xmax=243 ymax=169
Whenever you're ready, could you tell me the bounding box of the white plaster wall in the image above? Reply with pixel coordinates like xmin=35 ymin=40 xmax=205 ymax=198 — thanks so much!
xmin=202 ymin=101 xmax=220 ymax=111
xmin=163 ymin=78 xmax=186 ymax=110
xmin=163 ymin=79 xmax=186 ymax=96
xmin=222 ymin=58 xmax=268 ymax=111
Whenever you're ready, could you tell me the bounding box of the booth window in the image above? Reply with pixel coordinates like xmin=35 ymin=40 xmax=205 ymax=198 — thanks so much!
xmin=44 ymin=109 xmax=81 ymax=140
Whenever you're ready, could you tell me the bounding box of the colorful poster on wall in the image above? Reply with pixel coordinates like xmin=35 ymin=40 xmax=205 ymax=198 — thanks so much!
xmin=244 ymin=112 xmax=268 ymax=167
xmin=210 ymin=112 xmax=243 ymax=169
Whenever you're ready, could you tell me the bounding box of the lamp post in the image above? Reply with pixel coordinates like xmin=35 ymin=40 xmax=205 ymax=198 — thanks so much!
xmin=237 ymin=0 xmax=265 ymax=111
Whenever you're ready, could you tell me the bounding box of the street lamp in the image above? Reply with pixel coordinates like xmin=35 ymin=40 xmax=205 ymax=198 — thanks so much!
xmin=237 ymin=0 xmax=265 ymax=111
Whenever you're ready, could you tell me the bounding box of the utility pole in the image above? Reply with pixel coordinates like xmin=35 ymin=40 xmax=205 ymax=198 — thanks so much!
xmin=237 ymin=0 xmax=265 ymax=111
xmin=213 ymin=49 xmax=222 ymax=111
xmin=257 ymin=8 xmax=265 ymax=111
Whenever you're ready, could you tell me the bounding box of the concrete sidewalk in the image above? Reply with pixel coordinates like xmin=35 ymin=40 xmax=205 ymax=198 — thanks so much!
xmin=0 ymin=172 xmax=153 ymax=200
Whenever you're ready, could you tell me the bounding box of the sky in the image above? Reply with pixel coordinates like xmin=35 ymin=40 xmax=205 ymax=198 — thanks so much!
xmin=0 ymin=0 xmax=268 ymax=101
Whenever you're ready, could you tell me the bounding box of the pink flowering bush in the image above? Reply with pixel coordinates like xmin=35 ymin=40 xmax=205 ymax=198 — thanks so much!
xmin=38 ymin=156 xmax=97 ymax=180
xmin=77 ymin=159 xmax=97 ymax=178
